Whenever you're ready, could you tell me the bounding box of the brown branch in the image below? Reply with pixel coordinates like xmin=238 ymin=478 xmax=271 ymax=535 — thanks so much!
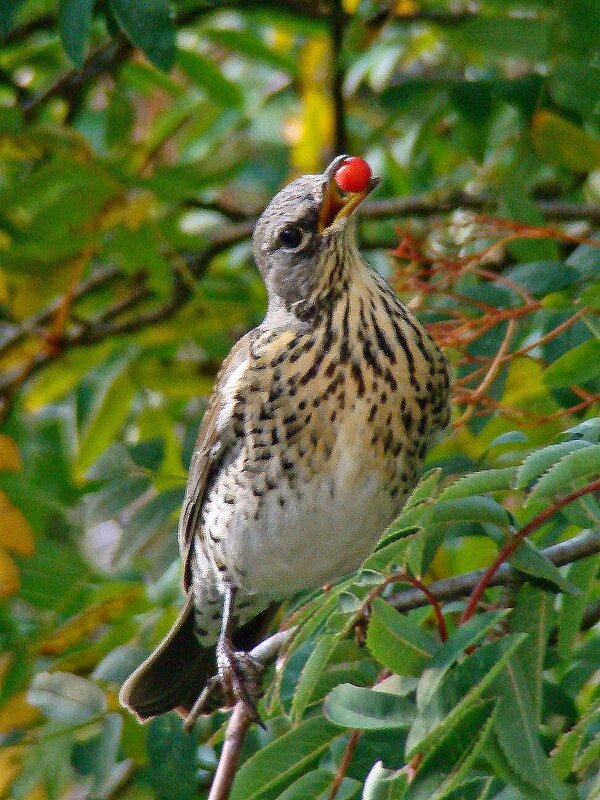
xmin=328 ymin=730 xmax=361 ymax=800
xmin=23 ymin=38 xmax=132 ymax=121
xmin=389 ymin=529 xmax=600 ymax=612
xmin=208 ymin=702 xmax=254 ymax=800
xmin=362 ymin=194 xmax=600 ymax=224
xmin=461 ymin=481 xmax=600 ymax=623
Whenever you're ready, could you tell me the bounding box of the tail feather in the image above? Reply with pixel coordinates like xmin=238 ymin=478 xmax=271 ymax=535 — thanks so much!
xmin=119 ymin=597 xmax=214 ymax=721
xmin=119 ymin=597 xmax=279 ymax=722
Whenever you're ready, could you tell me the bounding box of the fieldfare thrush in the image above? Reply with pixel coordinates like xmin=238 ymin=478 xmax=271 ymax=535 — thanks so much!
xmin=120 ymin=156 xmax=451 ymax=726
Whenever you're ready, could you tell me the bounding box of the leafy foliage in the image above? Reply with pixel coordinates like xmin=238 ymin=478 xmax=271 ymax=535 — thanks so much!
xmin=0 ymin=1 xmax=599 ymax=799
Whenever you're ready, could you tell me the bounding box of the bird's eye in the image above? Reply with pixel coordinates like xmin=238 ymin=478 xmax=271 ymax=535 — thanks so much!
xmin=277 ymin=225 xmax=306 ymax=251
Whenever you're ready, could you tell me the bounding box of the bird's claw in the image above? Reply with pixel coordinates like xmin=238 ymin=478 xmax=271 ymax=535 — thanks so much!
xmin=217 ymin=646 xmax=265 ymax=727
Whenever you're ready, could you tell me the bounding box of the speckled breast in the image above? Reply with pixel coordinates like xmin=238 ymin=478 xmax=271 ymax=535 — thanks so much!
xmin=198 ymin=270 xmax=450 ymax=597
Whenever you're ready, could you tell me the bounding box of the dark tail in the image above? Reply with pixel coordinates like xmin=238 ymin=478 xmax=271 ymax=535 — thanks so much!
xmin=119 ymin=597 xmax=278 ymax=722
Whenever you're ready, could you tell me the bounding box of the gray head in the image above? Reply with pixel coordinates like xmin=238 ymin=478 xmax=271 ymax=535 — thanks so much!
xmin=252 ymin=156 xmax=379 ymax=317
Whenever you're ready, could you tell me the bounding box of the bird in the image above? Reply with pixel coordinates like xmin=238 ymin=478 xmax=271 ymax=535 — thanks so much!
xmin=120 ymin=155 xmax=451 ymax=727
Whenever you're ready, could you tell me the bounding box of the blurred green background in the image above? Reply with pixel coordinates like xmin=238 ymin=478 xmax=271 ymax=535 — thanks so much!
xmin=0 ymin=1 xmax=599 ymax=798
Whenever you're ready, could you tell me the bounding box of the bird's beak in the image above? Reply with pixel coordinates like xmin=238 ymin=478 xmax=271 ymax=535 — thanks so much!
xmin=318 ymin=156 xmax=381 ymax=233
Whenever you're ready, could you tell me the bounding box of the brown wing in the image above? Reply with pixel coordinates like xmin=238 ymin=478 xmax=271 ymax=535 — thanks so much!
xmin=178 ymin=329 xmax=257 ymax=591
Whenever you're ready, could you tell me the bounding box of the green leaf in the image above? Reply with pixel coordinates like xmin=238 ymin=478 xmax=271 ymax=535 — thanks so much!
xmin=510 ymin=540 xmax=579 ymax=594
xmin=147 ymin=715 xmax=197 ymax=800
xmin=177 ymin=49 xmax=244 ymax=109
xmin=367 ymin=598 xmax=438 ymax=677
xmin=58 ymin=0 xmax=95 ymax=67
xmin=109 ymin=0 xmax=176 ymax=70
xmin=362 ymin=762 xmax=408 ymax=800
xmin=510 ymin=583 xmax=553 ymax=725
xmin=494 ymin=661 xmax=567 ymax=799
xmin=516 ymin=440 xmax=593 ymax=489
xmin=404 ymin=469 xmax=442 ymax=509
xmin=430 ymin=497 xmax=510 ymax=528
xmin=229 ymin=716 xmax=343 ymax=800
xmin=406 ymin=634 xmax=526 ymax=757
xmin=543 ymin=339 xmax=600 ymax=387
xmin=274 ymin=769 xmax=334 ymax=800
xmin=291 ymin=634 xmax=338 ymax=722
xmin=76 ymin=359 xmax=137 ymax=476
xmin=439 ymin=468 xmax=516 ymax=500
xmin=557 ymin=554 xmax=600 ymax=660
xmin=405 ymin=701 xmax=497 ymax=800
xmin=206 ymin=28 xmax=298 ymax=77
xmin=551 ymin=700 xmax=600 ymax=779
xmin=416 ymin=610 xmax=510 ymax=711
xmin=27 ymin=671 xmax=106 ymax=724
xmin=324 ymin=684 xmax=415 ymax=731
xmin=527 ymin=444 xmax=600 ymax=503
xmin=532 ymin=111 xmax=600 ymax=171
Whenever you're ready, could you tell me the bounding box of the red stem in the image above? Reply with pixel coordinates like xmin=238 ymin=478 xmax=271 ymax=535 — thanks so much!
xmin=460 ymin=477 xmax=600 ymax=624
xmin=404 ymin=575 xmax=448 ymax=641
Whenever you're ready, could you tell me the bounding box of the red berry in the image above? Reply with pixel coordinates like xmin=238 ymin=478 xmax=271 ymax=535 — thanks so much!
xmin=334 ymin=157 xmax=372 ymax=193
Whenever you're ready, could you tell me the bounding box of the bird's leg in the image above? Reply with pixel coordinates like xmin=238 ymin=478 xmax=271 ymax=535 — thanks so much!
xmin=216 ymin=585 xmax=264 ymax=725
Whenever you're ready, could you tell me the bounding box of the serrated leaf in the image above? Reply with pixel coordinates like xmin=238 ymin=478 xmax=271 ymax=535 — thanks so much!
xmin=324 ymin=683 xmax=415 ymax=731
xmin=405 ymin=701 xmax=497 ymax=800
xmin=59 ymin=0 xmax=95 ymax=66
xmin=291 ymin=634 xmax=337 ymax=722
xmin=516 ymin=440 xmax=593 ymax=489
xmin=406 ymin=634 xmax=526 ymax=757
xmin=367 ymin=598 xmax=438 ymax=677
xmin=109 ymin=0 xmax=175 ymax=70
xmin=430 ymin=497 xmax=510 ymax=528
xmin=405 ymin=469 xmax=442 ymax=509
xmin=543 ymin=339 xmax=600 ymax=387
xmin=510 ymin=583 xmax=553 ymax=725
xmin=527 ymin=444 xmax=600 ymax=503
xmin=511 ymin=540 xmax=579 ymax=594
xmin=439 ymin=468 xmax=516 ymax=500
xmin=557 ymin=554 xmax=600 ymax=660
xmin=494 ymin=661 xmax=568 ymax=799
xmin=552 ymin=700 xmax=600 ymax=779
xmin=27 ymin=672 xmax=106 ymax=724
xmin=416 ymin=610 xmax=509 ymax=710
xmin=229 ymin=716 xmax=342 ymax=800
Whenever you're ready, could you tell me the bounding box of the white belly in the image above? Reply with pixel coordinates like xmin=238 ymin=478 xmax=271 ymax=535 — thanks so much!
xmin=201 ymin=429 xmax=406 ymax=596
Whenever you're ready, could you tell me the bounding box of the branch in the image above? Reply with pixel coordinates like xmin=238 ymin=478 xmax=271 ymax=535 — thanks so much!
xmin=208 ymin=702 xmax=254 ymax=800
xmin=361 ymin=193 xmax=600 ymax=224
xmin=23 ymin=38 xmax=132 ymax=121
xmin=461 ymin=479 xmax=600 ymax=623
xmin=330 ymin=0 xmax=347 ymax=155
xmin=389 ymin=529 xmax=600 ymax=612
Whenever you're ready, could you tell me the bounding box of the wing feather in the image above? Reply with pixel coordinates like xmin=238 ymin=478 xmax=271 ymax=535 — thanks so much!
xmin=178 ymin=330 xmax=257 ymax=591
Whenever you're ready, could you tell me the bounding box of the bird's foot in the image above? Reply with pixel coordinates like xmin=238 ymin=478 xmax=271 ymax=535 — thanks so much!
xmin=217 ymin=641 xmax=264 ymax=727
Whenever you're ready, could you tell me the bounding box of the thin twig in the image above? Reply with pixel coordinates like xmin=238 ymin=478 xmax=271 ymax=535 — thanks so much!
xmin=388 ymin=529 xmax=600 ymax=612
xmin=461 ymin=481 xmax=600 ymax=623
xmin=328 ymin=730 xmax=361 ymax=800
xmin=208 ymin=702 xmax=254 ymax=800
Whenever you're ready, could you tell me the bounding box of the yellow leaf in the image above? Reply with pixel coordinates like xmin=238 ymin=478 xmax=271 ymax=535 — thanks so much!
xmin=0 ymin=692 xmax=41 ymax=734
xmin=0 ymin=548 xmax=20 ymax=597
xmin=0 ymin=746 xmax=23 ymax=796
xmin=0 ymin=492 xmax=35 ymax=556
xmin=0 ymin=436 xmax=22 ymax=472
xmin=36 ymin=588 xmax=142 ymax=655
xmin=394 ymin=0 xmax=419 ymax=14
xmin=531 ymin=110 xmax=600 ymax=172
xmin=24 ymin=783 xmax=48 ymax=800
xmin=290 ymin=36 xmax=334 ymax=174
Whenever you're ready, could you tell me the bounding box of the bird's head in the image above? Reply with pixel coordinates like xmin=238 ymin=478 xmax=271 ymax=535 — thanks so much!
xmin=253 ymin=155 xmax=379 ymax=318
